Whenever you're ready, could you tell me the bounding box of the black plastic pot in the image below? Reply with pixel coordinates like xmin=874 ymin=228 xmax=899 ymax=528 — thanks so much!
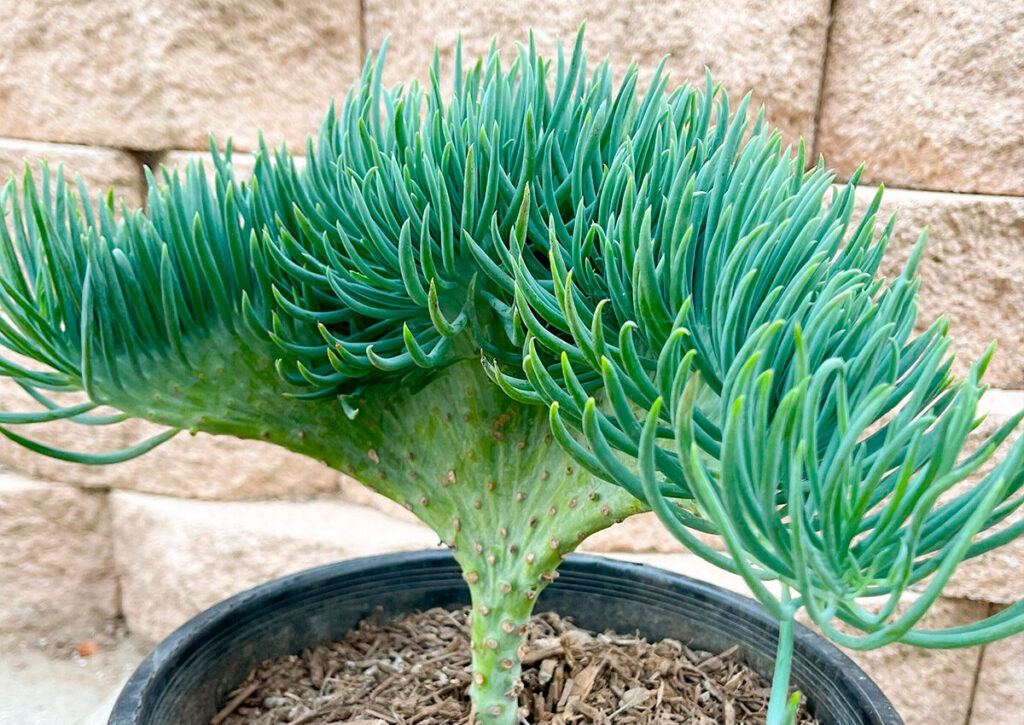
xmin=110 ymin=549 xmax=901 ymax=725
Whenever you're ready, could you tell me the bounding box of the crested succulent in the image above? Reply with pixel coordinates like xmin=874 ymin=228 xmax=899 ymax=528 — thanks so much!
xmin=1 ymin=27 xmax=1022 ymax=725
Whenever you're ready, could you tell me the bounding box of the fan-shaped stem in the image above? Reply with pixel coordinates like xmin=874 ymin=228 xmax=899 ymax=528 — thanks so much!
xmin=99 ymin=350 xmax=645 ymax=723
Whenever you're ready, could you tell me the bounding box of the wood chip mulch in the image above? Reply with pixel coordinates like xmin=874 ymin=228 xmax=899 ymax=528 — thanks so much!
xmin=213 ymin=607 xmax=818 ymax=725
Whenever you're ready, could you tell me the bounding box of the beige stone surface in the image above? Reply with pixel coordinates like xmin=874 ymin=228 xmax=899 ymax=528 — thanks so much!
xmin=0 ymin=1 xmax=362 ymax=152
xmin=337 ymin=473 xmax=422 ymax=524
xmin=971 ymin=616 xmax=1024 ymax=725
xmin=819 ymin=1 xmax=1024 ymax=196
xmin=581 ymin=512 xmax=689 ymax=554
xmin=0 ymin=632 xmax=145 ymax=725
xmin=0 ymin=473 xmax=118 ymax=639
xmin=110 ymin=491 xmax=439 ymax=641
xmin=160 ymin=149 xmax=259 ymax=184
xmin=861 ymin=187 xmax=1024 ymax=388
xmin=601 ymin=551 xmax=778 ymax=598
xmin=0 ymin=378 xmax=339 ymax=499
xmin=0 ymin=137 xmax=142 ymax=207
xmin=365 ymin=0 xmax=831 ymax=145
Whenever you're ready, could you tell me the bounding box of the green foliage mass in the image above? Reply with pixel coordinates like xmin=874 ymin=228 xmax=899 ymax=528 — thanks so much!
xmin=0 ymin=28 xmax=1022 ymax=725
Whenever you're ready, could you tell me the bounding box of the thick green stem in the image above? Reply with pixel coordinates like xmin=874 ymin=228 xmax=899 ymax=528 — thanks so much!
xmin=466 ymin=580 xmax=534 ymax=725
xmin=766 ymin=593 xmax=799 ymax=725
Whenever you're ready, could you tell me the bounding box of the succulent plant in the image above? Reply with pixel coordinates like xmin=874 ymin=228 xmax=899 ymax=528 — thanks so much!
xmin=1 ymin=28 xmax=1022 ymax=725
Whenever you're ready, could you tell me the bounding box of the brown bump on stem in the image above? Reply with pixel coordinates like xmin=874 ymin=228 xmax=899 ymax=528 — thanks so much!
xmin=487 ymin=481 xmax=496 ymax=492
xmin=409 ymin=471 xmax=419 ymax=480
xmin=569 ymin=497 xmax=578 ymax=508
xmin=517 ymin=440 xmax=526 ymax=449
xmin=367 ymin=449 xmax=380 ymax=463
xmin=260 ymin=431 xmax=269 ymax=440
xmin=493 ymin=430 xmax=505 ymax=441
xmin=479 ymin=604 xmax=490 ymax=615
xmin=529 ymin=517 xmax=537 ymax=527
xmin=474 ymin=542 xmax=483 ymax=554
xmin=446 ymin=470 xmax=457 ymax=485
xmin=515 ymin=492 xmax=526 ymax=502
xmin=501 ymin=620 xmax=515 ymax=634
xmin=540 ymin=470 xmax=549 ymax=481
xmin=548 ymin=507 xmax=557 ymax=516
xmin=403 ymin=501 xmax=413 ymax=511
xmin=463 ymin=413 xmax=470 ymax=422
xmin=588 ymin=492 xmax=598 ymax=500
xmin=549 ymin=538 xmax=559 ymax=550
xmin=465 ymin=571 xmax=480 ymax=584
xmin=525 ymin=590 xmax=536 ymax=600
xmin=445 ymin=413 xmax=452 ymax=422
xmin=296 ymin=431 xmax=306 ymax=440
xmin=600 ymin=505 xmax=611 ymax=516
xmin=566 ymin=466 xmax=574 ymax=475
xmin=346 ymin=465 xmax=355 ymax=475
xmin=407 ymin=451 xmax=415 ymax=461
xmin=453 ymin=518 xmax=461 ymax=532
xmin=526 ymin=552 xmax=536 ymax=564
xmin=499 ymin=582 xmax=512 ymax=594
xmin=473 ymin=672 xmax=485 ymax=686
xmin=499 ymin=527 xmax=508 ymax=538
xmin=487 ymin=553 xmax=496 ymax=565
xmin=378 ymin=471 xmax=387 ymax=479
xmin=501 ymin=658 xmax=515 ymax=669
xmin=576 ymin=531 xmax=585 ymax=541
xmin=485 ymin=638 xmax=499 ymax=650
xmin=419 ymin=496 xmax=429 ymax=507
xmin=509 ymin=544 xmax=519 ymax=554
xmin=473 ymin=499 xmax=482 ymax=509
xmin=489 ymin=706 xmax=503 ymax=716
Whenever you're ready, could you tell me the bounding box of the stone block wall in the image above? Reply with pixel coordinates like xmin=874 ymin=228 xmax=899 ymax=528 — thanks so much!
xmin=0 ymin=2 xmax=1020 ymax=723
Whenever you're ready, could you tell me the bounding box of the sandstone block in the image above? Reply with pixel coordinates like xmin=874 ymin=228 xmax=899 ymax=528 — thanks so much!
xmin=337 ymin=473 xmax=421 ymax=523
xmin=0 ymin=1 xmax=362 ymax=152
xmin=365 ymin=0 xmax=831 ymax=145
xmin=601 ymin=552 xmax=774 ymax=597
xmin=110 ymin=491 xmax=437 ymax=641
xmin=860 ymin=187 xmax=1024 ymax=388
xmin=0 ymin=137 xmax=142 ymax=207
xmin=970 ymin=616 xmax=1024 ymax=725
xmin=160 ymin=149 xmax=259 ymax=184
xmin=159 ymin=149 xmax=307 ymax=187
xmin=819 ymin=1 xmax=1024 ymax=196
xmin=581 ymin=513 xmax=689 ymax=554
xmin=0 ymin=378 xmax=339 ymax=499
xmin=0 ymin=473 xmax=118 ymax=639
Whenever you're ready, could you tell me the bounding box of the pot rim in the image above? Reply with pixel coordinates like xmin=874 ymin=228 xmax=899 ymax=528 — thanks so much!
xmin=111 ymin=549 xmax=901 ymax=724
